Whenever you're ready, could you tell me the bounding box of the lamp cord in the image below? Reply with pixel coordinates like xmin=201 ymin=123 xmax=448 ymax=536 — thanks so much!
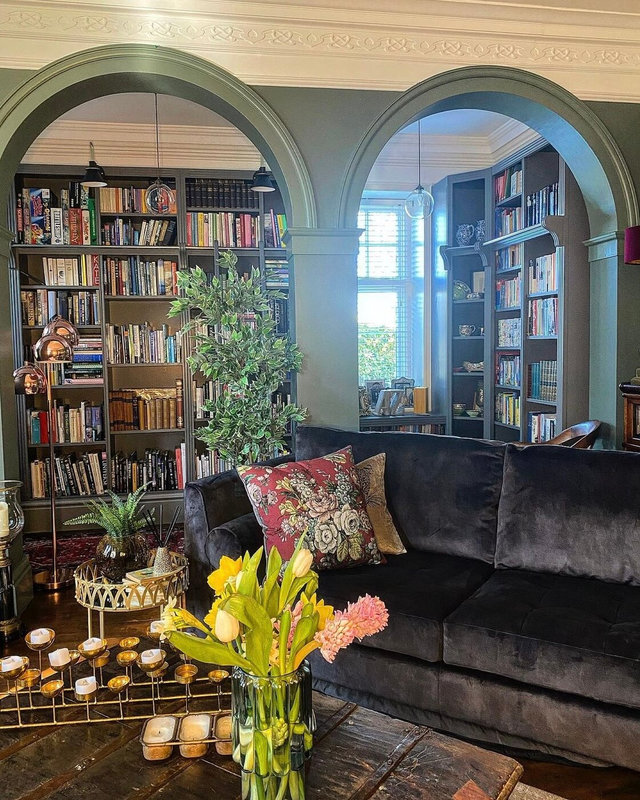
xmin=417 ymin=118 xmax=422 ymax=188
xmin=154 ymin=93 xmax=160 ymax=178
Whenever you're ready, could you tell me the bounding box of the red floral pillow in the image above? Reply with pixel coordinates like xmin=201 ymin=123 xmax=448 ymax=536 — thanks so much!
xmin=236 ymin=447 xmax=384 ymax=570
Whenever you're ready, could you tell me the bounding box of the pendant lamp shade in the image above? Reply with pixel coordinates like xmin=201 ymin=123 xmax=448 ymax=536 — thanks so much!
xmin=43 ymin=315 xmax=80 ymax=348
xmin=624 ymin=225 xmax=640 ymax=264
xmin=33 ymin=333 xmax=73 ymax=364
xmin=145 ymin=94 xmax=175 ymax=214
xmin=81 ymin=142 xmax=107 ymax=188
xmin=404 ymin=119 xmax=434 ymax=220
xmin=13 ymin=364 xmax=47 ymax=395
xmin=251 ymin=166 xmax=275 ymax=193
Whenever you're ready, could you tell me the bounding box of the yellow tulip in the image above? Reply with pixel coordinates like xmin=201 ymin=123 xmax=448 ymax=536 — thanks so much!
xmin=291 ymin=548 xmax=313 ymax=578
xmin=203 ymin=597 xmax=222 ymax=630
xmin=215 ymin=607 xmax=240 ymax=642
xmin=207 ymin=556 xmax=242 ymax=596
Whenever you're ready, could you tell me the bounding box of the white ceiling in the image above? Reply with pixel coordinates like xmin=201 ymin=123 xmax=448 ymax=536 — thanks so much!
xmin=401 ymin=110 xmax=516 ymax=137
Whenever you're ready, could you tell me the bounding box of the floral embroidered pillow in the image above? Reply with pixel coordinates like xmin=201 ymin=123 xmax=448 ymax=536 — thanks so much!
xmin=236 ymin=446 xmax=384 ymax=570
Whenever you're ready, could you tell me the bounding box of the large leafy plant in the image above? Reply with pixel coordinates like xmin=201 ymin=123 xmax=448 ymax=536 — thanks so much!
xmin=64 ymin=485 xmax=148 ymax=539
xmin=168 ymin=251 xmax=305 ymax=465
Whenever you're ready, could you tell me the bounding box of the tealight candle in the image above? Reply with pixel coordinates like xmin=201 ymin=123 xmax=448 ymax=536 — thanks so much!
xmin=144 ymin=716 xmax=176 ymax=744
xmin=1 ymin=655 xmax=23 ymax=672
xmin=75 ymin=676 xmax=97 ymax=696
xmin=49 ymin=648 xmax=70 ymax=667
xmin=141 ymin=648 xmax=162 ymax=664
xmin=81 ymin=637 xmax=102 ymax=651
xmin=30 ymin=628 xmax=51 ymax=645
xmin=0 ymin=501 xmax=9 ymax=534
xmin=149 ymin=620 xmax=164 ymax=634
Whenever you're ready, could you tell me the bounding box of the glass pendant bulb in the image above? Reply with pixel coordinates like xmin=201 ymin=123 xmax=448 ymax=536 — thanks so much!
xmin=404 ymin=185 xmax=434 ymax=220
xmin=144 ymin=94 xmax=175 ymax=215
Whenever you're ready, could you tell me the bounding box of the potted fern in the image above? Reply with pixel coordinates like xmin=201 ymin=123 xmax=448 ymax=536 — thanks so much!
xmin=65 ymin=486 xmax=150 ymax=582
xmin=168 ymin=250 xmax=305 ymax=466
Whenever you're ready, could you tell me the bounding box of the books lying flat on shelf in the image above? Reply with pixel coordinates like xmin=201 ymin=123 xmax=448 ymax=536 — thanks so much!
xmin=186 ymin=178 xmax=257 ymax=210
xmin=28 ymin=402 xmax=103 ymax=445
xmin=99 ymin=186 xmax=177 ymax=215
xmin=30 ymin=451 xmax=107 ymax=498
xmin=20 ymin=289 xmax=100 ymax=327
xmin=41 ymin=254 xmax=100 ymax=286
xmin=495 ymin=391 xmax=521 ymax=427
xmin=111 ymin=447 xmax=185 ymax=493
xmin=103 ymin=256 xmax=178 ymax=296
xmin=109 ymin=382 xmax=184 ymax=430
xmin=528 ymin=360 xmax=558 ymax=402
xmin=528 ymin=253 xmax=557 ymax=294
xmin=497 ymin=318 xmax=522 ymax=348
xmin=106 ymin=323 xmax=182 ymax=365
xmin=186 ymin=212 xmax=259 ymax=248
xmin=528 ymin=412 xmax=557 ymax=442
xmin=495 ymin=275 xmax=521 ymax=310
xmin=528 ymin=297 xmax=558 ymax=336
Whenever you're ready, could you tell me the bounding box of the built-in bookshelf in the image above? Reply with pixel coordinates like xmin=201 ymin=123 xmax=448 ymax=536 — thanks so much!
xmin=431 ymin=140 xmax=589 ymax=442
xmin=10 ymin=166 xmax=289 ymax=532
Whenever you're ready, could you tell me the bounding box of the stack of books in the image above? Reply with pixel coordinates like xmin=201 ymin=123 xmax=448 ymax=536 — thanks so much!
xmin=106 ymin=323 xmax=182 ymax=365
xmin=30 ymin=451 xmax=107 ymax=497
xmin=16 ymin=183 xmax=97 ymax=246
xmin=103 ymin=256 xmax=178 ymax=296
xmin=109 ymin=381 xmax=184 ymax=430
xmin=111 ymin=447 xmax=185 ymax=493
xmin=20 ymin=289 xmax=100 ymax=327
xmin=28 ymin=402 xmax=103 ymax=444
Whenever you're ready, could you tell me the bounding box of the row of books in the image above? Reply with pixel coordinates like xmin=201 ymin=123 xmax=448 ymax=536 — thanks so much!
xmin=100 ymin=218 xmax=177 ymax=247
xmin=495 ymin=391 xmax=521 ymax=427
xmin=43 ymin=336 xmax=104 ymax=386
xmin=528 ymin=253 xmax=558 ymax=294
xmin=525 ymin=182 xmax=559 ymax=228
xmin=40 ymin=255 xmax=100 ymax=287
xmin=494 ymin=206 xmax=523 ymax=238
xmin=28 ymin=402 xmax=104 ymax=445
xmin=109 ymin=382 xmax=184 ymax=431
xmin=111 ymin=448 xmax=185 ymax=493
xmin=264 ymin=210 xmax=287 ymax=249
xmin=15 ymin=183 xmax=97 ymax=246
xmin=265 ymin=260 xmax=289 ymax=288
xmin=269 ymin=297 xmax=289 ymax=335
xmin=20 ymin=289 xmax=100 ymax=327
xmin=497 ymin=317 xmax=522 ymax=348
xmin=495 ymin=275 xmax=521 ymax=310
xmin=495 ymin=353 xmax=521 ymax=388
xmin=186 ymin=178 xmax=258 ymax=210
xmin=195 ymin=450 xmax=236 ymax=479
xmin=30 ymin=451 xmax=107 ymax=498
xmin=105 ymin=323 xmax=182 ymax=365
xmin=528 ymin=297 xmax=558 ymax=337
xmin=495 ymin=244 xmax=523 ymax=273
xmin=527 ymin=412 xmax=557 ymax=443
xmin=186 ymin=212 xmax=260 ymax=248
xmin=494 ymin=166 xmax=523 ymax=203
xmin=193 ymin=380 xmax=217 ymax=420
xmin=364 ymin=423 xmax=445 ymax=434
xmin=528 ymin=360 xmax=558 ymax=402
xmin=104 ymin=257 xmax=179 ymax=297
xmin=98 ymin=186 xmax=177 ymax=215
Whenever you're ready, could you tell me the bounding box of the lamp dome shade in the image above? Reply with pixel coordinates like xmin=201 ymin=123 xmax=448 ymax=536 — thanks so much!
xmin=13 ymin=364 xmax=47 ymax=395
xmin=34 ymin=333 xmax=73 ymax=363
xmin=624 ymin=225 xmax=640 ymax=264
xmin=43 ymin=315 xmax=79 ymax=347
xmin=250 ymin=167 xmax=275 ymax=193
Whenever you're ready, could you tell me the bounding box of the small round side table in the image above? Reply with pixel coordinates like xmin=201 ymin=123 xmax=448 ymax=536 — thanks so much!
xmin=74 ymin=552 xmax=189 ymax=639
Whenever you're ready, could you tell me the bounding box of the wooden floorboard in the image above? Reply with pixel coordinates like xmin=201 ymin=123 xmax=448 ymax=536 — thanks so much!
xmin=1 ymin=590 xmax=638 ymax=799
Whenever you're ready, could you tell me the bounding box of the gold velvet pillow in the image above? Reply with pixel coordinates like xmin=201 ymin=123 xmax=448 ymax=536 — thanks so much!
xmin=356 ymin=453 xmax=406 ymax=555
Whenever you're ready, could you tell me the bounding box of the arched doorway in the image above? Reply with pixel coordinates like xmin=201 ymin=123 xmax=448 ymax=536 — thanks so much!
xmin=0 ymin=44 xmax=316 ymax=477
xmin=339 ymin=66 xmax=639 ymax=445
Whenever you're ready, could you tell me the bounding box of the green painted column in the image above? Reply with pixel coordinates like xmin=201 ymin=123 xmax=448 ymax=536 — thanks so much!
xmin=285 ymin=228 xmax=362 ymax=432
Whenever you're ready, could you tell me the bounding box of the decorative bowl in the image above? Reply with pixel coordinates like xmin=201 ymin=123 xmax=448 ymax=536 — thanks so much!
xmin=452 ymin=403 xmax=466 ymax=416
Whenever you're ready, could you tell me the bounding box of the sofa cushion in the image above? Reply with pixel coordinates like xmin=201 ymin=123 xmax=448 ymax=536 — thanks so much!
xmin=496 ymin=443 xmax=640 ymax=585
xmin=356 ymin=452 xmax=406 ymax=555
xmin=318 ymin=550 xmax=494 ymax=663
xmin=444 ymin=569 xmax=640 ymax=709
xmin=296 ymin=425 xmax=505 ymax=564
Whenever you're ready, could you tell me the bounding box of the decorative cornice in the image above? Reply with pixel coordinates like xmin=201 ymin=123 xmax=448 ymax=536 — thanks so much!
xmin=1 ymin=2 xmax=640 ymax=99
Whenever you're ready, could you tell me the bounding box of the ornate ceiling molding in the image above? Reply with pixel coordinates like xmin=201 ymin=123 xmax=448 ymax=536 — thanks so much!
xmin=1 ymin=1 xmax=640 ymax=99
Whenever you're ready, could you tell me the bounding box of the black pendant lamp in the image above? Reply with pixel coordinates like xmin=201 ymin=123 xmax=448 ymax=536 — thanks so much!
xmin=80 ymin=142 xmax=107 ymax=188
xmin=250 ymin=165 xmax=275 ymax=193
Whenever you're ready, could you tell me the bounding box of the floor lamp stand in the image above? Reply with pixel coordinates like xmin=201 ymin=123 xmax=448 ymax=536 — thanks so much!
xmin=32 ymin=362 xmax=74 ymax=592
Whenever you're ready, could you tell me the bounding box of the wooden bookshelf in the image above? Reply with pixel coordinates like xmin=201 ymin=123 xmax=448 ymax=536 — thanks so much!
xmin=10 ymin=165 xmax=290 ymax=532
xmin=431 ymin=140 xmax=589 ymax=443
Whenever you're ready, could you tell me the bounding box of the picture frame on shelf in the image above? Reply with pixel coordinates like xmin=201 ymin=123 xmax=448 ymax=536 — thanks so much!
xmin=365 ymin=379 xmax=385 ymax=405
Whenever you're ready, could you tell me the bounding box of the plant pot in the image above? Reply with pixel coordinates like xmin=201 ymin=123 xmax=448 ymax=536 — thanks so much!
xmin=95 ymin=532 xmax=149 ymax=582
xmin=232 ymin=662 xmax=314 ymax=800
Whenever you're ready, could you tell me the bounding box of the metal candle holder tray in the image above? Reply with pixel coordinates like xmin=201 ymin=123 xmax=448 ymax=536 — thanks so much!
xmin=0 ymin=626 xmax=231 ymax=731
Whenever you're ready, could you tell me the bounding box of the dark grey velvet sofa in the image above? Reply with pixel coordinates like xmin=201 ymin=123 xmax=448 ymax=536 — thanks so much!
xmin=184 ymin=425 xmax=640 ymax=769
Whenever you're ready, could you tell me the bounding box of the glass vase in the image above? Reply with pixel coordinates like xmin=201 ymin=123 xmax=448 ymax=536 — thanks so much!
xmin=0 ymin=480 xmax=25 ymax=541
xmin=232 ymin=662 xmax=314 ymax=800
xmin=95 ymin=532 xmax=149 ymax=582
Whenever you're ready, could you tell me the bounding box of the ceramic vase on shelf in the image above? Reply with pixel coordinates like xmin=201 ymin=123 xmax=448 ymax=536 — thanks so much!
xmin=456 ymin=223 xmax=475 ymax=247
xmin=232 ymin=662 xmax=314 ymax=800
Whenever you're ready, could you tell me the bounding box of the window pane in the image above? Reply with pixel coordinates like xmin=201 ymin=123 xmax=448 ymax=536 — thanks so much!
xmin=358 ymin=292 xmax=398 ymax=383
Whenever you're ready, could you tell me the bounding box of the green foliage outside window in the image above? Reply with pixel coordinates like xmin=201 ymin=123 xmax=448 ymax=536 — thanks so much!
xmin=358 ymin=325 xmax=397 ymax=384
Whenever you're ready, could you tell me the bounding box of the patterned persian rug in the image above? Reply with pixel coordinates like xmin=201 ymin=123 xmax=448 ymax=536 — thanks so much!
xmin=513 ymin=785 xmax=568 ymax=800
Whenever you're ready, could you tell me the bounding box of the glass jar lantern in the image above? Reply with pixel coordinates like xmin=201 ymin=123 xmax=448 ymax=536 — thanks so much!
xmin=0 ymin=480 xmax=25 ymax=541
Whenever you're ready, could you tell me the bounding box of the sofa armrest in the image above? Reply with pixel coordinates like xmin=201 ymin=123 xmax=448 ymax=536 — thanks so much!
xmin=205 ymin=513 xmax=264 ymax=568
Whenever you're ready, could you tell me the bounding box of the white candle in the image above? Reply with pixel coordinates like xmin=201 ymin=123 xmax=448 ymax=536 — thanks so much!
xmin=75 ymin=676 xmax=97 ymax=696
xmin=179 ymin=714 xmax=210 ymax=742
xmin=149 ymin=620 xmax=164 ymax=633
xmin=49 ymin=648 xmax=70 ymax=667
xmin=143 ymin=716 xmax=176 ymax=744
xmin=0 ymin=502 xmax=9 ymax=533
xmin=81 ymin=637 xmax=103 ymax=651
xmin=1 ymin=656 xmax=23 ymax=672
xmin=30 ymin=628 xmax=51 ymax=645
xmin=141 ymin=648 xmax=162 ymax=664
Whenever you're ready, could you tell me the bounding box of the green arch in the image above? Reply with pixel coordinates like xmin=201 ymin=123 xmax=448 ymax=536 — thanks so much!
xmin=0 ymin=44 xmax=316 ymax=227
xmin=339 ymin=66 xmax=637 ymax=237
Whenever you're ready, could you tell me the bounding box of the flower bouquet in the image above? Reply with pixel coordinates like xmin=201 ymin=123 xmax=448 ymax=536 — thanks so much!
xmin=163 ymin=537 xmax=388 ymax=800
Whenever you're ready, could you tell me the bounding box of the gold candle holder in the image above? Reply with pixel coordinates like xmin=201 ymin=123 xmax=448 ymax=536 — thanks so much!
xmin=208 ymin=668 xmax=229 ymax=701
xmin=48 ymin=650 xmax=72 ymax=705
xmin=17 ymin=668 xmax=41 ymax=709
xmin=119 ymin=636 xmax=140 ymax=650
xmin=78 ymin=638 xmax=108 ymax=685
xmin=1 ymin=656 xmax=29 ymax=725
xmin=74 ymin=676 xmax=99 ymax=721
xmin=25 ymin=628 xmax=55 ymax=680
xmin=145 ymin=623 xmax=162 ymax=643
xmin=137 ymin=650 xmax=166 ymax=715
xmin=40 ymin=679 xmax=64 ymax=723
xmin=175 ymin=663 xmax=198 ymax=713
xmin=107 ymin=675 xmax=130 ymax=719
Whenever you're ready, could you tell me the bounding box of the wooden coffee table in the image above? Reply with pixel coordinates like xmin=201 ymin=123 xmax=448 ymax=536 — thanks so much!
xmin=0 ymin=691 xmax=522 ymax=799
